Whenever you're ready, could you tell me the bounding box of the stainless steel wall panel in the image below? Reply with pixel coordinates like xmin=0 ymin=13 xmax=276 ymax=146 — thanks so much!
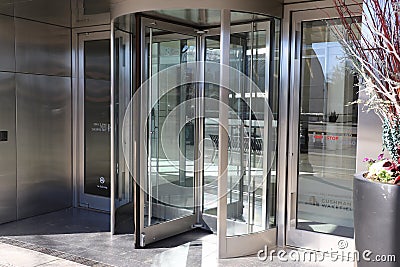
xmin=83 ymin=0 xmax=110 ymax=15
xmin=0 ymin=73 xmax=16 ymax=224
xmin=15 ymin=18 xmax=71 ymax=76
xmin=0 ymin=14 xmax=15 ymax=72
xmin=72 ymin=0 xmax=110 ymax=28
xmin=14 ymin=0 xmax=71 ymax=27
xmin=0 ymin=0 xmax=13 ymax=16
xmin=16 ymin=74 xmax=72 ymax=219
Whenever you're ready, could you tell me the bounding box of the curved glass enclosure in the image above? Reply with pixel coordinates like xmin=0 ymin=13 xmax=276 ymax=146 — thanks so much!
xmin=112 ymin=8 xmax=280 ymax=258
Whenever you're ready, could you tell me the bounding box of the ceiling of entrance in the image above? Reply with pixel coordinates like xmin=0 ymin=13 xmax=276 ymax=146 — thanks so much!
xmin=143 ymin=9 xmax=271 ymax=28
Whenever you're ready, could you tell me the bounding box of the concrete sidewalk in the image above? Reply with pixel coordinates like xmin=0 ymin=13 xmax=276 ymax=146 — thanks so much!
xmin=0 ymin=243 xmax=85 ymax=267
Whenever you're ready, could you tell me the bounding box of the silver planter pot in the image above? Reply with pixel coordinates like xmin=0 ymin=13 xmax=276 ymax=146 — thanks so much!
xmin=353 ymin=174 xmax=400 ymax=266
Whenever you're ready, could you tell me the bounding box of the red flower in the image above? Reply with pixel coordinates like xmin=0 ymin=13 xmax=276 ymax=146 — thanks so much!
xmin=383 ymin=161 xmax=397 ymax=172
xmin=394 ymin=176 xmax=400 ymax=185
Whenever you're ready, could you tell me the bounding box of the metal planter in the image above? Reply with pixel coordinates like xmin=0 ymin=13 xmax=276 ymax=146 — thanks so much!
xmin=354 ymin=174 xmax=400 ymax=266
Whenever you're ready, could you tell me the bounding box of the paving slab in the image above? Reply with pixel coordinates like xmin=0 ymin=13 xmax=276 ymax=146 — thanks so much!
xmin=0 ymin=243 xmax=86 ymax=267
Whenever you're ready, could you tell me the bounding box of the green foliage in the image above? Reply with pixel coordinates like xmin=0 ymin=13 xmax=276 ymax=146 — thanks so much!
xmin=377 ymin=169 xmax=393 ymax=183
xmin=382 ymin=118 xmax=400 ymax=161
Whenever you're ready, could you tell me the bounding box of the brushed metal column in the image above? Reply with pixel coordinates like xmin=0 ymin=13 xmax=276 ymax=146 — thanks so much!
xmin=217 ymin=8 xmax=230 ymax=259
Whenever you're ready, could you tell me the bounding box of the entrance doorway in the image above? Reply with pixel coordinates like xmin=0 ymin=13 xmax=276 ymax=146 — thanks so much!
xmin=285 ymin=5 xmax=361 ymax=251
xmin=113 ymin=10 xmax=280 ymax=258
xmin=77 ymin=31 xmax=111 ymax=212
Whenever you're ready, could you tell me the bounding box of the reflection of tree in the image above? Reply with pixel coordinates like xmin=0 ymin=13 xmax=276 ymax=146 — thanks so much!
xmin=301 ymin=49 xmax=325 ymax=116
xmin=325 ymin=58 xmax=345 ymax=85
xmin=325 ymin=59 xmax=358 ymax=123
xmin=334 ymin=0 xmax=400 ymax=160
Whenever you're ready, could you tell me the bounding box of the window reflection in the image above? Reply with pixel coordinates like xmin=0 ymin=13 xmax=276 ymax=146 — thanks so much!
xmin=297 ymin=19 xmax=360 ymax=238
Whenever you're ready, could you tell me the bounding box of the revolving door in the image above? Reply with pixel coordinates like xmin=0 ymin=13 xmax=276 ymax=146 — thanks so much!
xmin=112 ymin=9 xmax=280 ymax=258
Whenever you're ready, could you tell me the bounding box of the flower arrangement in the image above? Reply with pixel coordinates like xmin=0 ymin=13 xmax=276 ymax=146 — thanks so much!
xmin=334 ymin=0 xmax=400 ymax=183
xmin=363 ymin=152 xmax=400 ymax=184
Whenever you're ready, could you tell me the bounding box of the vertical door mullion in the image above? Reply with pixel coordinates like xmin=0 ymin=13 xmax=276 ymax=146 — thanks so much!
xmin=195 ymin=34 xmax=206 ymax=224
xmin=138 ymin=17 xmax=147 ymax=246
xmin=246 ymin=21 xmax=254 ymax=234
xmin=262 ymin=20 xmax=272 ymax=230
xmin=78 ymin=35 xmax=85 ymax=207
xmin=217 ymin=8 xmax=231 ymax=259
xmin=147 ymin=27 xmax=153 ymax=228
xmin=110 ymin=21 xmax=116 ymax=234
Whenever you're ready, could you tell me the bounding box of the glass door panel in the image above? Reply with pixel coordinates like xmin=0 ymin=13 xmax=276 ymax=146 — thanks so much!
xmin=226 ymin=21 xmax=279 ymax=236
xmin=112 ymin=28 xmax=134 ymax=234
xmin=203 ymin=24 xmax=279 ymax=235
xmin=136 ymin=18 xmax=199 ymax=246
xmin=216 ymin=11 xmax=280 ymax=258
xmin=84 ymin=39 xmax=111 ymax=198
xmin=286 ymin=7 xmax=361 ymax=251
xmin=203 ymin=36 xmax=220 ymax=218
xmin=297 ymin=19 xmax=358 ymax=237
xmin=146 ymin=37 xmax=196 ymax=226
xmin=78 ymin=31 xmax=111 ymax=212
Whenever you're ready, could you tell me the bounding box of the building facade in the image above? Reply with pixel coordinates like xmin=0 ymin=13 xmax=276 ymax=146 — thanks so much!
xmin=0 ymin=0 xmax=382 ymax=259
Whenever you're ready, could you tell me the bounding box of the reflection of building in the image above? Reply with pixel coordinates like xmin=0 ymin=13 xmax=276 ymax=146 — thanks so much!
xmin=0 ymin=0 xmax=382 ymax=261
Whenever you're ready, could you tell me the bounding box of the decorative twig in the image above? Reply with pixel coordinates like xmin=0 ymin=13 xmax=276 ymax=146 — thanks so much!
xmin=334 ymin=0 xmax=400 ymax=159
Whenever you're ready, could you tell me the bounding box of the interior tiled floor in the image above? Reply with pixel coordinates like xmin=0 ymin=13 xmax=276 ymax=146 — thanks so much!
xmin=0 ymin=208 xmax=355 ymax=267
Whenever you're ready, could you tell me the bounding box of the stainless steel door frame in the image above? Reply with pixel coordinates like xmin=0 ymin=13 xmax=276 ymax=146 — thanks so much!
xmin=285 ymin=5 xmax=360 ymax=251
xmin=135 ymin=16 xmax=199 ymax=247
xmin=111 ymin=26 xmax=133 ymax=232
xmin=217 ymin=9 xmax=277 ymax=259
xmin=77 ymin=30 xmax=111 ymax=211
xmin=72 ymin=25 xmax=110 ymax=210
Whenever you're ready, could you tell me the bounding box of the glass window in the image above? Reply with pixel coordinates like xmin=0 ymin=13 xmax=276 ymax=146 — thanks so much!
xmin=296 ymin=19 xmax=360 ymax=237
xmin=84 ymin=39 xmax=111 ymax=198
